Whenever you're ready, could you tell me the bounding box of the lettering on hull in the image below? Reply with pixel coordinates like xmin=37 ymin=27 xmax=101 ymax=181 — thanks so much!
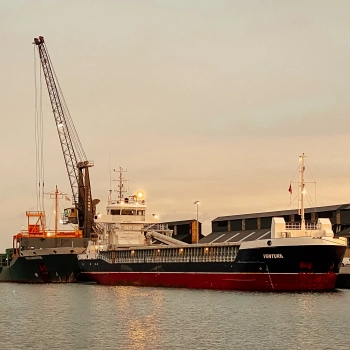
xmin=263 ymin=254 xmax=284 ymax=259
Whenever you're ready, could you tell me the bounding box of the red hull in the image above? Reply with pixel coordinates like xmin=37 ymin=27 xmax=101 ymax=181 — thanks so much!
xmin=82 ymin=272 xmax=338 ymax=291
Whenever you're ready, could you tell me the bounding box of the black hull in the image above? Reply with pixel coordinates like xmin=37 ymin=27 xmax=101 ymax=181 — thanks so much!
xmin=0 ymin=254 xmax=80 ymax=283
xmin=78 ymin=244 xmax=346 ymax=291
xmin=0 ymin=236 xmax=88 ymax=283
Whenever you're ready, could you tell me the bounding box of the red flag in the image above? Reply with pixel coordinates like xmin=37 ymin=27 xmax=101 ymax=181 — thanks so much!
xmin=288 ymin=183 xmax=292 ymax=194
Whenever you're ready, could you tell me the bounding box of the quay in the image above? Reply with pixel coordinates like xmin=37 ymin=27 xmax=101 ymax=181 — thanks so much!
xmin=337 ymin=266 xmax=350 ymax=289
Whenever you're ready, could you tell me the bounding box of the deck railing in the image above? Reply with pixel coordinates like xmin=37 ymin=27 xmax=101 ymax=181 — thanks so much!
xmin=98 ymin=245 xmax=239 ymax=264
xmin=285 ymin=222 xmax=319 ymax=230
xmin=16 ymin=230 xmax=82 ymax=239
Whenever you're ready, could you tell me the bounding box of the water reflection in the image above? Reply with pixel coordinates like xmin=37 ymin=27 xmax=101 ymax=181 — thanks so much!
xmin=1 ymin=285 xmax=350 ymax=350
xmin=109 ymin=286 xmax=165 ymax=350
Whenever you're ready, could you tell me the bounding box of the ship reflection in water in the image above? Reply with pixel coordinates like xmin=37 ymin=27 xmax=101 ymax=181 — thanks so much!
xmin=1 ymin=284 xmax=350 ymax=350
xmin=112 ymin=286 xmax=164 ymax=350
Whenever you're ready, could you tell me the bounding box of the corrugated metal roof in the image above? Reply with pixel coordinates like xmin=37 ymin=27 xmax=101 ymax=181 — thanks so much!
xmin=213 ymin=203 xmax=350 ymax=222
xmin=172 ymin=233 xmax=190 ymax=241
xmin=199 ymin=232 xmax=227 ymax=244
xmin=199 ymin=229 xmax=271 ymax=244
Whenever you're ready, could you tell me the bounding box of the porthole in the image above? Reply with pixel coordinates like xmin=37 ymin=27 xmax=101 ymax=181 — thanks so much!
xmin=267 ymin=240 xmax=272 ymax=246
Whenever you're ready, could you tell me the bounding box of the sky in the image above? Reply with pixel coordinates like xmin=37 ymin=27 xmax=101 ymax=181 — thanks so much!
xmin=1 ymin=1 xmax=350 ymax=252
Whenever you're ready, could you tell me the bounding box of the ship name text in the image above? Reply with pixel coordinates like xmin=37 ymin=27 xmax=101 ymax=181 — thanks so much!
xmin=25 ymin=256 xmax=43 ymax=260
xmin=263 ymin=254 xmax=284 ymax=259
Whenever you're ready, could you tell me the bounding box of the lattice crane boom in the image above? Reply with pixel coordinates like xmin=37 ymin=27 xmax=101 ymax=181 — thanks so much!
xmin=33 ymin=36 xmax=94 ymax=238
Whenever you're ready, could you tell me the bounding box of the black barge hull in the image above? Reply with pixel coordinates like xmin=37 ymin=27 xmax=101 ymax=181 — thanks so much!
xmin=0 ymin=254 xmax=80 ymax=283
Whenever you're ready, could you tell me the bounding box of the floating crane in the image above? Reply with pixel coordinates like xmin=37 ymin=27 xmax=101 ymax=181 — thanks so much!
xmin=33 ymin=36 xmax=97 ymax=238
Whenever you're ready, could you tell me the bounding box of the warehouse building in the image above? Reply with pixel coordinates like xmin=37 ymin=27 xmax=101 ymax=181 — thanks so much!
xmin=200 ymin=204 xmax=350 ymax=257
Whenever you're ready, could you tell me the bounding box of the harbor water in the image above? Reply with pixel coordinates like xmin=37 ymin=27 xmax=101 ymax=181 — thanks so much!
xmin=1 ymin=283 xmax=350 ymax=350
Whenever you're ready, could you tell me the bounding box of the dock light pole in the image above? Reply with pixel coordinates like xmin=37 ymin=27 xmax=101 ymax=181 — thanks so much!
xmin=194 ymin=201 xmax=200 ymax=243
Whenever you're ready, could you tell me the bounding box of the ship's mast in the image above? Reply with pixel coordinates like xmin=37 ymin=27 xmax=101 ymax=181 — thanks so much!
xmin=113 ymin=167 xmax=127 ymax=200
xmin=55 ymin=185 xmax=58 ymax=236
xmin=47 ymin=186 xmax=66 ymax=237
xmin=108 ymin=153 xmax=112 ymax=203
xmin=299 ymin=153 xmax=306 ymax=230
xmin=119 ymin=168 xmax=123 ymax=199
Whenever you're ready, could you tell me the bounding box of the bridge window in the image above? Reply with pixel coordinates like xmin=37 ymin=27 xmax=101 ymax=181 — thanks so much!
xmin=121 ymin=209 xmax=136 ymax=215
xmin=111 ymin=209 xmax=121 ymax=215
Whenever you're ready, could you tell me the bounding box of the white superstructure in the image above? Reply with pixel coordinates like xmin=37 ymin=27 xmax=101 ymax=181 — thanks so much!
xmin=91 ymin=168 xmax=173 ymax=250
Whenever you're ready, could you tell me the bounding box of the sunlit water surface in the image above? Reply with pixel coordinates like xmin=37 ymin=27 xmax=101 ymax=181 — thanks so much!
xmin=0 ymin=283 xmax=349 ymax=350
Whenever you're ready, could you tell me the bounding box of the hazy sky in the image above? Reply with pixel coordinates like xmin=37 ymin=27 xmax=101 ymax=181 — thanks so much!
xmin=1 ymin=1 xmax=350 ymax=251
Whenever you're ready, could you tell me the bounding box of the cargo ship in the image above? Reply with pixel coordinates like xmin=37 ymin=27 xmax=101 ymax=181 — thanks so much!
xmin=0 ymin=36 xmax=96 ymax=283
xmin=0 ymin=188 xmax=88 ymax=283
xmin=78 ymin=157 xmax=347 ymax=291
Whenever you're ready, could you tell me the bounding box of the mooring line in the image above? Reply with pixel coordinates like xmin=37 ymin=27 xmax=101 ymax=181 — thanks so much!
xmin=265 ymin=264 xmax=275 ymax=290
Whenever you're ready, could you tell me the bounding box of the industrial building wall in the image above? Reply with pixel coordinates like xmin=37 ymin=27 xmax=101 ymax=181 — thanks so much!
xmin=212 ymin=207 xmax=350 ymax=234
